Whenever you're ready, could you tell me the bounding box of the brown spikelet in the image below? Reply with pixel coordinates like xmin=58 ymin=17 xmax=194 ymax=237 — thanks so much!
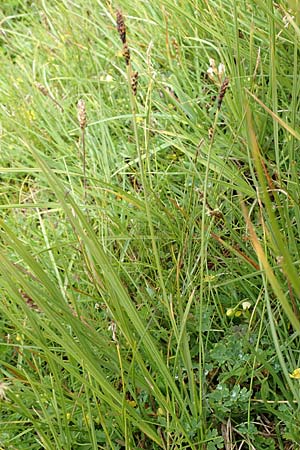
xmin=122 ymin=42 xmax=130 ymax=65
xmin=77 ymin=99 xmax=87 ymax=129
xmin=217 ymin=77 xmax=229 ymax=110
xmin=116 ymin=9 xmax=126 ymax=44
xmin=131 ymin=71 xmax=138 ymax=96
xmin=171 ymin=37 xmax=180 ymax=59
xmin=35 ymin=81 xmax=49 ymax=97
xmin=19 ymin=290 xmax=42 ymax=313
xmin=39 ymin=11 xmax=50 ymax=31
xmin=34 ymin=81 xmax=64 ymax=112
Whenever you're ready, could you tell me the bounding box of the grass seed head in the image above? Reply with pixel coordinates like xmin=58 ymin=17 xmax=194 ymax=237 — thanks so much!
xmin=35 ymin=81 xmax=49 ymax=97
xmin=122 ymin=43 xmax=130 ymax=65
xmin=131 ymin=71 xmax=139 ymax=96
xmin=116 ymin=9 xmax=126 ymax=44
xmin=77 ymin=99 xmax=87 ymax=129
xmin=19 ymin=289 xmax=41 ymax=313
xmin=0 ymin=381 xmax=10 ymax=401
xmin=217 ymin=77 xmax=229 ymax=110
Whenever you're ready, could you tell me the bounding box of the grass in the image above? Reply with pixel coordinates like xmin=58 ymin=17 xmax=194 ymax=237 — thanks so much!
xmin=0 ymin=0 xmax=300 ymax=448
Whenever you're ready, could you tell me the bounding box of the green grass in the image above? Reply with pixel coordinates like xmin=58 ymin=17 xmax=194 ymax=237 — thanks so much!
xmin=0 ymin=0 xmax=300 ymax=448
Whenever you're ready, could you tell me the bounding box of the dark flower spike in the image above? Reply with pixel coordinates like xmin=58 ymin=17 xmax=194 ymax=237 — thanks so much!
xmin=122 ymin=43 xmax=130 ymax=66
xmin=217 ymin=77 xmax=229 ymax=110
xmin=116 ymin=10 xmax=126 ymax=44
xmin=131 ymin=71 xmax=138 ymax=96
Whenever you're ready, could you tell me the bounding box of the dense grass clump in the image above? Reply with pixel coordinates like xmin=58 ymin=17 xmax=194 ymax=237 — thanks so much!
xmin=0 ymin=1 xmax=300 ymax=448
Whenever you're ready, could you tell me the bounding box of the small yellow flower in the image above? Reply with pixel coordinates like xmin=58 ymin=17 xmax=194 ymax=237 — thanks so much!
xmin=290 ymin=368 xmax=300 ymax=379
xmin=226 ymin=308 xmax=235 ymax=317
xmin=204 ymin=275 xmax=216 ymax=282
xmin=22 ymin=108 xmax=36 ymax=122
xmin=157 ymin=407 xmax=164 ymax=416
xmin=126 ymin=399 xmax=137 ymax=408
xmin=169 ymin=152 xmax=178 ymax=160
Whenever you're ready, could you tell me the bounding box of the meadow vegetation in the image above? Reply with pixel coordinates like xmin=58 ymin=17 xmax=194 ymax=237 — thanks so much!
xmin=0 ymin=0 xmax=300 ymax=448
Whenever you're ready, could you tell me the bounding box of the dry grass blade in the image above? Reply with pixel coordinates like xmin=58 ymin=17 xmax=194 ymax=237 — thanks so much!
xmin=245 ymin=88 xmax=300 ymax=140
xmin=241 ymin=200 xmax=300 ymax=333
xmin=221 ymin=418 xmax=233 ymax=450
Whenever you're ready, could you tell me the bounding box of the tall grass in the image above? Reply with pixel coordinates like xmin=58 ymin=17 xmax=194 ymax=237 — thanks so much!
xmin=0 ymin=0 xmax=300 ymax=448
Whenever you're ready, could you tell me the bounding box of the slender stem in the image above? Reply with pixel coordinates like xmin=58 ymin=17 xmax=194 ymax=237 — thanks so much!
xmin=81 ymin=127 xmax=86 ymax=203
xmin=198 ymin=108 xmax=220 ymax=438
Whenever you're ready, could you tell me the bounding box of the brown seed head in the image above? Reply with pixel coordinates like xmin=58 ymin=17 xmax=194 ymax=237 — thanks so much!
xmin=217 ymin=77 xmax=229 ymax=110
xmin=40 ymin=11 xmax=50 ymax=31
xmin=34 ymin=81 xmax=64 ymax=112
xmin=116 ymin=9 xmax=126 ymax=44
xmin=19 ymin=290 xmax=42 ymax=313
xmin=131 ymin=71 xmax=139 ymax=96
xmin=35 ymin=81 xmax=49 ymax=97
xmin=122 ymin=43 xmax=130 ymax=65
xmin=77 ymin=99 xmax=87 ymax=129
